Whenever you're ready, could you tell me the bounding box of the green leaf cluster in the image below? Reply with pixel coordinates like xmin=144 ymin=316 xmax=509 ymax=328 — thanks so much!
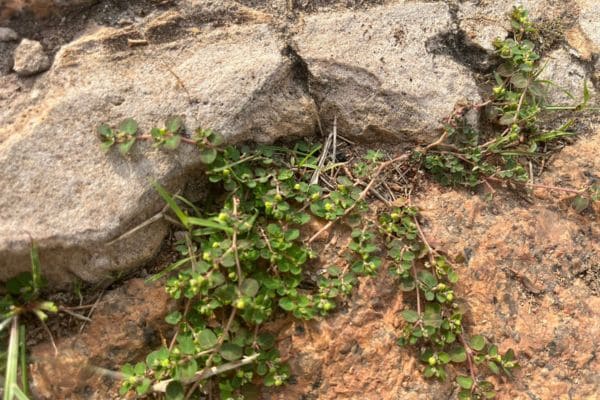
xmin=118 ymin=140 xmax=380 ymax=399
xmin=150 ymin=116 xmax=184 ymax=150
xmin=381 ymin=207 xmax=518 ymax=397
xmin=98 ymin=118 xmax=138 ymax=155
xmin=421 ymin=6 xmax=591 ymax=193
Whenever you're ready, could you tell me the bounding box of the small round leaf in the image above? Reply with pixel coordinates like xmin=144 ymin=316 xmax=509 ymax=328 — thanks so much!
xmin=220 ymin=343 xmax=243 ymax=361
xmin=469 ymin=335 xmax=486 ymax=351
xmin=199 ymin=147 xmax=217 ymax=164
xmin=401 ymin=310 xmax=419 ymax=323
xmin=165 ymin=380 xmax=185 ymax=400
xmin=456 ymin=375 xmax=473 ymax=390
xmin=241 ymin=278 xmax=260 ymax=297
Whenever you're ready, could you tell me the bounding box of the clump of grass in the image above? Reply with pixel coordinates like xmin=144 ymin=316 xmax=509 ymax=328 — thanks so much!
xmin=1 ymin=246 xmax=57 ymax=400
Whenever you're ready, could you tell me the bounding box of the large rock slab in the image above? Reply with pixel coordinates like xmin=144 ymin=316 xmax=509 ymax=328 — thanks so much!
xmin=292 ymin=2 xmax=481 ymax=142
xmin=0 ymin=10 xmax=317 ymax=286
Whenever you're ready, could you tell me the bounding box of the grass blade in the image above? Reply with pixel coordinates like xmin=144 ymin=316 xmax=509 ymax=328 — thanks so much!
xmin=18 ymin=325 xmax=27 ymax=397
xmin=146 ymin=257 xmax=192 ymax=283
xmin=186 ymin=217 xmax=233 ymax=234
xmin=4 ymin=317 xmax=19 ymax=400
xmin=0 ymin=317 xmax=13 ymax=333
xmin=10 ymin=386 xmax=28 ymax=400
xmin=532 ymin=130 xmax=576 ymax=142
xmin=152 ymin=181 xmax=189 ymax=229
xmin=174 ymin=195 xmax=201 ymax=216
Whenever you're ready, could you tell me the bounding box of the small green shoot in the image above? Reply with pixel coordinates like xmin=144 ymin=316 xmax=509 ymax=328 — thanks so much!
xmin=1 ymin=245 xmax=57 ymax=400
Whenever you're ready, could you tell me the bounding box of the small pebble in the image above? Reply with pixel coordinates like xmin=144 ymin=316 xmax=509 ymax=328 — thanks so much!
xmin=0 ymin=27 xmax=18 ymax=42
xmin=13 ymin=39 xmax=51 ymax=76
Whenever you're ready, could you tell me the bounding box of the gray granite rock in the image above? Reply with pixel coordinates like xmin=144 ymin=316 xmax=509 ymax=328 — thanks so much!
xmin=293 ymin=2 xmax=481 ymax=142
xmin=0 ymin=14 xmax=317 ymax=286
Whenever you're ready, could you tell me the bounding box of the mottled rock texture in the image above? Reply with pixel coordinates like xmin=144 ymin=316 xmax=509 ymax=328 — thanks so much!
xmin=30 ymin=279 xmax=173 ymax=399
xmin=293 ymin=2 xmax=481 ymax=142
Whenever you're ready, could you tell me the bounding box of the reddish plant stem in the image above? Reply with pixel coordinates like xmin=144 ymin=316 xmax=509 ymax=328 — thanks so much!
xmin=136 ymin=134 xmax=197 ymax=144
xmin=459 ymin=333 xmax=478 ymax=393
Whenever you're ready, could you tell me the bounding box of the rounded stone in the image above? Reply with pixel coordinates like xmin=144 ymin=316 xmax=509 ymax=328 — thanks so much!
xmin=13 ymin=38 xmax=51 ymax=76
xmin=0 ymin=27 xmax=18 ymax=42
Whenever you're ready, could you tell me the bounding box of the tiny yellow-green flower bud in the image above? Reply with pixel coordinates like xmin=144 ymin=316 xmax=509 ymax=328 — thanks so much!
xmin=234 ymin=299 xmax=246 ymax=309
xmin=218 ymin=212 xmax=229 ymax=222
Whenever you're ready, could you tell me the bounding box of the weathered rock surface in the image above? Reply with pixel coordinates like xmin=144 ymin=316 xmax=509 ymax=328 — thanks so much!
xmin=293 ymin=2 xmax=481 ymax=142
xmin=0 ymin=0 xmax=493 ymax=286
xmin=0 ymin=3 xmax=317 ymax=285
xmin=13 ymin=38 xmax=50 ymax=75
xmin=0 ymin=0 xmax=598 ymax=291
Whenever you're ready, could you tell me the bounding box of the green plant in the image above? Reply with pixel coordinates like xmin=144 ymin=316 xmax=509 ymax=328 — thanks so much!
xmin=94 ymin=7 xmax=600 ymax=399
xmin=1 ymin=246 xmax=57 ymax=400
xmin=97 ymin=118 xmax=521 ymax=398
xmin=108 ymin=137 xmax=392 ymax=399
xmin=98 ymin=118 xmax=139 ymax=155
xmin=380 ymin=207 xmax=518 ymax=398
xmin=418 ymin=6 xmax=598 ymax=211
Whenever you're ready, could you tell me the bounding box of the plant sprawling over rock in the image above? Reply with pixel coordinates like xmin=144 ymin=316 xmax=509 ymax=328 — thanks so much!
xmin=100 ymin=126 xmax=518 ymax=399
xmin=92 ymin=6 xmax=597 ymax=400
xmin=2 ymin=5 xmax=596 ymax=400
